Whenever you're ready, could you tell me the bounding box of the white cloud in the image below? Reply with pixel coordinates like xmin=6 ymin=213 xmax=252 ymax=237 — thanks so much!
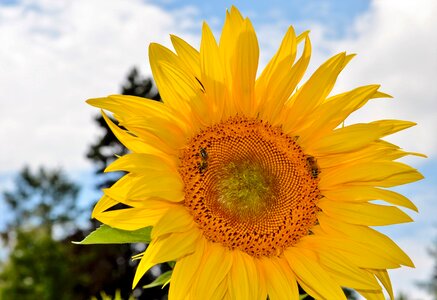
xmin=0 ymin=0 xmax=200 ymax=172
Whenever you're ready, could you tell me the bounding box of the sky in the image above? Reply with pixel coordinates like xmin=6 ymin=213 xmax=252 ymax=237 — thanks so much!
xmin=0 ymin=0 xmax=436 ymax=298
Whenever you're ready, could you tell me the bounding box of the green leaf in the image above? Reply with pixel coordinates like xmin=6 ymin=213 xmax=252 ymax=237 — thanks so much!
xmin=143 ymin=270 xmax=172 ymax=289
xmin=73 ymin=224 xmax=152 ymax=245
xmin=167 ymin=261 xmax=176 ymax=269
xmin=299 ymin=294 xmax=308 ymax=300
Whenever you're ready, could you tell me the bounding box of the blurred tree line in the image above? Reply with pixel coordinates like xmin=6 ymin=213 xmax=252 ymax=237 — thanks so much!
xmin=0 ymin=67 xmax=434 ymax=299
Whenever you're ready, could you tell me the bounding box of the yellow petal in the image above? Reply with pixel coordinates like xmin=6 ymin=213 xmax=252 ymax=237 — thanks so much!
xmin=318 ymin=251 xmax=381 ymax=290
xmin=101 ymin=174 xmax=157 ymax=208
xmin=148 ymin=47 xmax=205 ymax=130
xmin=92 ymin=195 xmax=118 ymax=218
xmin=151 ymin=205 xmax=194 ymax=239
xmin=158 ymin=60 xmax=208 ymax=125
xmin=211 ymin=277 xmax=228 ymax=300
xmin=298 ymin=235 xmax=401 ymax=269
xmin=100 ymin=110 xmax=168 ymax=155
xmin=103 ymin=172 xmax=184 ymax=206
xmin=229 ymin=250 xmax=260 ymax=300
xmin=88 ymin=96 xmax=193 ymax=149
xmin=168 ymin=238 xmax=205 ymax=300
xmin=95 ymin=205 xmax=170 ymax=231
xmin=266 ymin=34 xmax=312 ymax=127
xmin=254 ymin=260 xmax=268 ymax=300
xmin=372 ymin=269 xmax=395 ymax=300
xmin=104 ymin=152 xmax=177 ymax=174
xmin=103 ymin=172 xmax=180 ymax=208
xmin=100 ymin=174 xmax=132 ymax=203
xmin=119 ymin=114 xmax=189 ymax=150
xmin=310 ymin=125 xmax=381 ymax=155
xmin=219 ymin=6 xmax=244 ymax=50
xmin=318 ymin=198 xmax=413 ymax=226
xmin=218 ymin=7 xmax=244 ymax=118
xmin=256 ymin=26 xmax=298 ymax=97
xmin=284 ymin=247 xmax=346 ymax=299
xmin=229 ymin=17 xmax=259 ymax=116
xmin=317 ymin=140 xmax=417 ymax=169
xmin=127 ymin=174 xmax=184 ymax=203
xmin=133 ymin=228 xmax=201 ymax=288
xmin=284 ymin=52 xmax=353 ymax=133
xmin=87 ymin=95 xmax=190 ymax=132
xmin=318 ymin=213 xmax=414 ymax=267
xmin=192 ymin=242 xmax=232 ymax=299
xmin=298 ymin=85 xmax=382 ymax=146
xmin=170 ymin=34 xmax=201 ymax=79
xmin=320 ymin=161 xmax=423 ymax=188
xmin=310 ymin=120 xmax=416 ymax=154
xmin=372 ymin=119 xmax=417 ymax=135
xmin=357 ymin=290 xmax=386 ymax=300
xmin=201 ymin=22 xmax=226 ymax=124
xmin=259 ymin=256 xmax=299 ymax=300
xmin=149 ymin=43 xmax=193 ymax=113
xmin=322 ymin=186 xmax=418 ymax=212
xmin=219 ymin=6 xmax=244 ymax=80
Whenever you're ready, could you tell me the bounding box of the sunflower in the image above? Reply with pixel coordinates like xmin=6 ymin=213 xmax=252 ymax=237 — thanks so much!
xmin=87 ymin=6 xmax=424 ymax=300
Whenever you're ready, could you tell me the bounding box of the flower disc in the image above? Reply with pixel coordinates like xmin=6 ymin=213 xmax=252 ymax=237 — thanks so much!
xmin=179 ymin=117 xmax=320 ymax=257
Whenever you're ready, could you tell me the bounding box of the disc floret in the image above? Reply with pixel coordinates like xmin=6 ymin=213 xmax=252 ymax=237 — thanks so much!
xmin=217 ymin=160 xmax=274 ymax=220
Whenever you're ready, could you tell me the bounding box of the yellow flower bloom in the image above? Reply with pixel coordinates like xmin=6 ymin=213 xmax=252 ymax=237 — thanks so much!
xmin=87 ymin=6 xmax=424 ymax=300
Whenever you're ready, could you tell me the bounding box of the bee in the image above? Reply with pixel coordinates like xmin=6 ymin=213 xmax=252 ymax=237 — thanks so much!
xmin=197 ymin=147 xmax=209 ymax=174
xmin=306 ymin=155 xmax=320 ymax=179
xmin=198 ymin=160 xmax=208 ymax=174
xmin=199 ymin=147 xmax=208 ymax=160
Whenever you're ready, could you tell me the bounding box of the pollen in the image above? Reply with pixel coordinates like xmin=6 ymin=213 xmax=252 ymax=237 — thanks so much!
xmin=217 ymin=159 xmax=274 ymax=220
xmin=179 ymin=117 xmax=320 ymax=257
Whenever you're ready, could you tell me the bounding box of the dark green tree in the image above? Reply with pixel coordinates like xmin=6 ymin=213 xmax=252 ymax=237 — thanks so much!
xmin=0 ymin=228 xmax=74 ymax=300
xmin=396 ymin=292 xmax=410 ymax=300
xmin=1 ymin=166 xmax=80 ymax=240
xmin=0 ymin=166 xmax=81 ymax=299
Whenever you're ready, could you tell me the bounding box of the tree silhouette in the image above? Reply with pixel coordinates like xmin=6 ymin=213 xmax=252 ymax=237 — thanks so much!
xmin=1 ymin=166 xmax=80 ymax=240
xmin=0 ymin=166 xmax=80 ymax=299
xmin=0 ymin=228 xmax=75 ymax=300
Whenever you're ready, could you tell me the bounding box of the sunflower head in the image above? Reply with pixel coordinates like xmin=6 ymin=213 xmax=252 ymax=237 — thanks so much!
xmin=87 ymin=5 xmax=424 ymax=300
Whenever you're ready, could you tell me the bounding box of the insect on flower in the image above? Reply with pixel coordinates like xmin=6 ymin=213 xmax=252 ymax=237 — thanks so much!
xmin=198 ymin=147 xmax=209 ymax=174
xmin=306 ymin=155 xmax=320 ymax=179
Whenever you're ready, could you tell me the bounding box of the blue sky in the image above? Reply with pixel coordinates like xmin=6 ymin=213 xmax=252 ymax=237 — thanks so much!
xmin=154 ymin=0 xmax=369 ymax=35
xmin=0 ymin=0 xmax=436 ymax=298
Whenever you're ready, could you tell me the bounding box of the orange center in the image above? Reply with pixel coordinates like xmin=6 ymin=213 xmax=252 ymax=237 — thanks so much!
xmin=179 ymin=117 xmax=320 ymax=257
